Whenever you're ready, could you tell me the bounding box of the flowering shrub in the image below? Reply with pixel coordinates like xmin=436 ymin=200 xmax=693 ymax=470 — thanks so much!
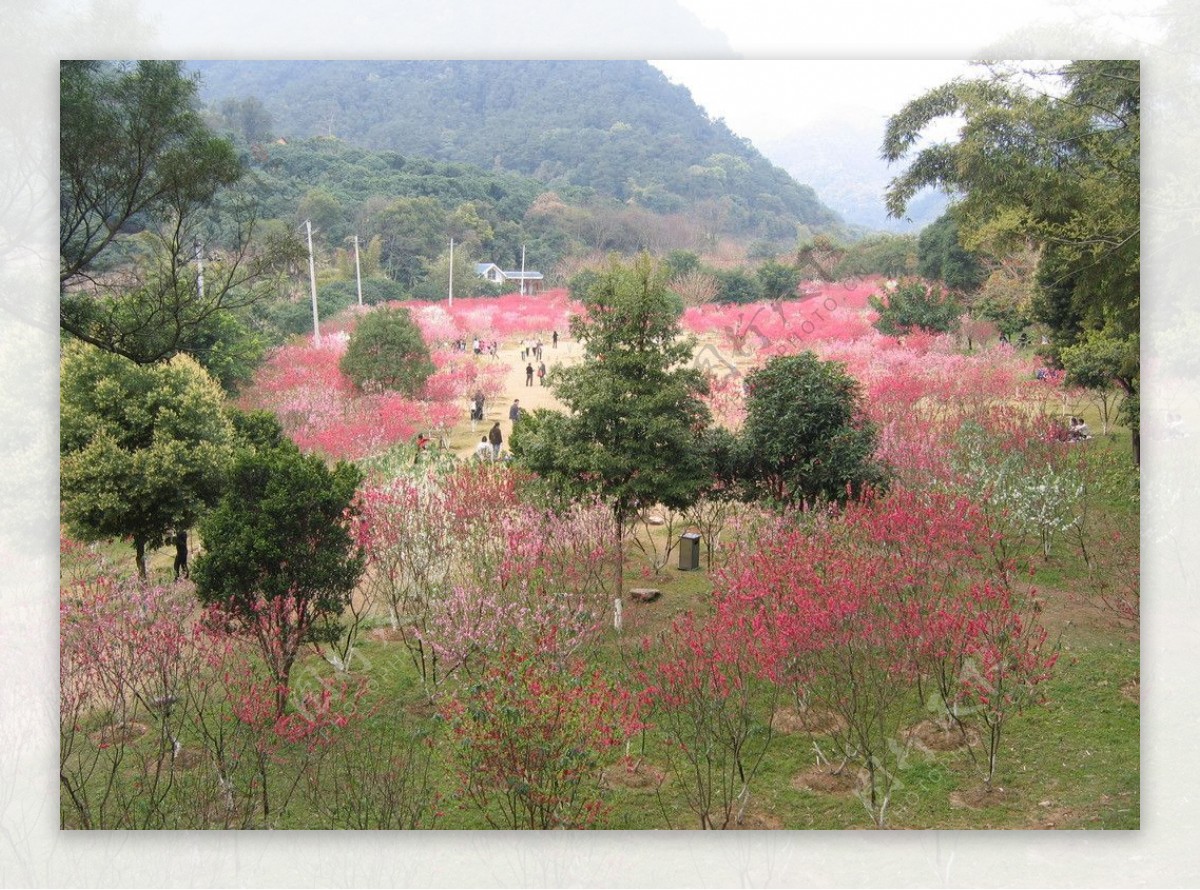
xmin=58 ymin=540 xmax=366 ymax=828
xmin=639 ymin=609 xmax=779 ymax=828
xmin=710 ymin=485 xmax=1055 ymax=824
xmin=440 ymin=647 xmax=641 ymax=829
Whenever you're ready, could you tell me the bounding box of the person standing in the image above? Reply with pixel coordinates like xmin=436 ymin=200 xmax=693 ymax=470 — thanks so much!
xmin=552 ymin=330 xmax=558 ymax=349
xmin=509 ymin=399 xmax=521 ymax=424
xmin=537 ymin=361 xmax=547 ymax=386
xmin=488 ymin=422 xmax=503 ymax=459
xmin=173 ymin=529 xmax=189 ymax=581
xmin=525 ymin=362 xmax=534 ymax=386
xmin=475 ymin=435 xmax=493 ymax=461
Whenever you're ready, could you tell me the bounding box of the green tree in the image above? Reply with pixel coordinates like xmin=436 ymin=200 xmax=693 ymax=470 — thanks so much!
xmin=192 ymin=443 xmax=364 ymax=715
xmin=1060 ymin=330 xmax=1136 ymax=435
xmin=756 ymin=259 xmax=801 ymax=301
xmin=917 ymin=213 xmax=986 ymax=292
xmin=884 ymin=60 xmax=1139 ymax=458
xmin=509 ymin=255 xmax=711 ymax=595
xmin=413 ymin=244 xmax=484 ymax=301
xmin=713 ymin=267 xmax=759 ymax=305
xmin=339 ymin=306 xmax=434 ymax=396
xmin=366 ymin=196 xmax=449 ymax=288
xmin=60 ymin=342 xmax=235 ymax=578
xmin=869 ymin=279 xmax=962 ymax=336
xmin=737 ymin=352 xmax=885 ymax=507
xmin=297 ymin=186 xmax=347 ymax=246
xmin=834 ymin=233 xmax=918 ymax=280
xmin=60 ymin=61 xmax=301 ymax=366
xmin=215 ymin=96 xmax=274 ymax=143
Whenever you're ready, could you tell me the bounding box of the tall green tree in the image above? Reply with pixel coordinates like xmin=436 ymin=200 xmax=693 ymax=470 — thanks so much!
xmin=60 ymin=60 xmax=302 ymax=368
xmin=917 ymin=213 xmax=985 ymax=291
xmin=60 ymin=342 xmax=235 ymax=578
xmin=756 ymin=259 xmax=801 ymax=301
xmin=509 ymin=255 xmax=710 ymax=596
xmin=737 ymin=352 xmax=885 ymax=507
xmin=339 ymin=306 xmax=434 ymax=396
xmin=869 ymin=279 xmax=963 ymax=336
xmin=883 ymin=60 xmax=1139 ymax=458
xmin=192 ymin=443 xmax=364 ymax=715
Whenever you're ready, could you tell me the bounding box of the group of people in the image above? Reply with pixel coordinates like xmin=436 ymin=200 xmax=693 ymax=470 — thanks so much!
xmin=525 ymin=360 xmax=547 ymax=386
xmin=462 ymin=332 xmax=563 ymax=460
xmin=522 ymin=332 xmax=558 ymax=362
xmin=475 ymin=399 xmax=523 ymax=460
xmin=451 ymin=337 xmax=499 ymax=358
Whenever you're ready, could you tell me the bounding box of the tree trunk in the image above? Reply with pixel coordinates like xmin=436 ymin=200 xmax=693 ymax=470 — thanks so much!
xmin=614 ymin=517 xmax=626 ymax=602
xmin=134 ymin=538 xmax=147 ymax=580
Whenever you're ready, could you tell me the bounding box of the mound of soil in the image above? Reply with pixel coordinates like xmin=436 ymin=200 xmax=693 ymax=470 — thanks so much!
xmin=904 ymin=719 xmax=978 ymax=753
xmin=602 ymin=759 xmax=667 ymax=792
xmin=367 ymin=626 xmax=406 ymax=643
xmin=949 ymin=785 xmax=1011 ymax=810
xmin=771 ymin=706 xmax=845 ymax=736
xmin=171 ymin=747 xmax=206 ymax=771
xmin=791 ymin=764 xmax=860 ymax=796
xmin=90 ymin=721 xmax=148 ymax=746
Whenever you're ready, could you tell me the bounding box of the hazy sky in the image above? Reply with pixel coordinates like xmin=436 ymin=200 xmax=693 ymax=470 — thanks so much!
xmin=649 ymin=59 xmax=973 ymax=145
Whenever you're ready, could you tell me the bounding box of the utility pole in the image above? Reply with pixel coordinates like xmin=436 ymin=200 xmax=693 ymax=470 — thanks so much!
xmin=305 ymin=219 xmax=320 ymax=344
xmin=448 ymin=237 xmax=454 ymax=307
xmin=520 ymin=244 xmax=526 ymax=296
xmin=353 ymin=234 xmax=363 ymax=307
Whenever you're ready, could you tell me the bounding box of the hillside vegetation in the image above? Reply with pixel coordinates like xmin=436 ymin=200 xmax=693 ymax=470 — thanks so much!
xmin=189 ymin=60 xmax=841 ymax=242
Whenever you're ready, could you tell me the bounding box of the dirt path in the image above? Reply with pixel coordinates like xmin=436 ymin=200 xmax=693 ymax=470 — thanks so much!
xmin=447 ymin=334 xmax=583 ymax=458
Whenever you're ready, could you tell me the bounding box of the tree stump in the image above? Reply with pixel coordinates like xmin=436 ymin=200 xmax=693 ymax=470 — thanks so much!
xmin=629 ymin=588 xmax=661 ymax=603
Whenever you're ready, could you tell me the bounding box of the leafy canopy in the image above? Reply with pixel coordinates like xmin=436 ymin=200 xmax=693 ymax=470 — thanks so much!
xmin=60 ymin=60 xmax=303 ymax=367
xmin=737 ymin=352 xmax=885 ymax=507
xmin=883 ymin=60 xmax=1139 ymax=457
xmin=339 ymin=305 xmax=434 ymax=396
xmin=510 ymin=254 xmax=710 ymax=524
xmin=883 ymin=61 xmax=1138 ymax=358
xmin=192 ymin=442 xmax=364 ymax=623
xmin=60 ymin=341 xmax=235 ymax=575
xmin=869 ymin=279 xmax=963 ymax=336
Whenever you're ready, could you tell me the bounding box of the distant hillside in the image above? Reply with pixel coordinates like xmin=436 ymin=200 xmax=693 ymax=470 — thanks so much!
xmin=760 ymin=116 xmax=949 ymax=233
xmin=188 ymin=60 xmax=842 ymax=242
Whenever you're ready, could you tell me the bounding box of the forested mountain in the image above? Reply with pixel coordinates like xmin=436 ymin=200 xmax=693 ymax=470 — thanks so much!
xmin=760 ymin=117 xmax=948 ymax=233
xmin=188 ymin=60 xmax=841 ymax=241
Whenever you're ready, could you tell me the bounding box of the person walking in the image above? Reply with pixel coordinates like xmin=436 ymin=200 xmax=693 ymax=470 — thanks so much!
xmin=525 ymin=362 xmax=534 ymax=386
xmin=509 ymin=399 xmax=521 ymax=424
xmin=475 ymin=435 xmax=492 ymax=461
xmin=488 ymin=422 xmax=503 ymax=459
xmin=552 ymin=330 xmax=558 ymax=349
xmin=537 ymin=361 xmax=547 ymax=386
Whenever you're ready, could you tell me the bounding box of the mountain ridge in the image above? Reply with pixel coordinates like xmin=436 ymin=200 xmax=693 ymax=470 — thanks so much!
xmin=188 ymin=60 xmax=844 ymax=242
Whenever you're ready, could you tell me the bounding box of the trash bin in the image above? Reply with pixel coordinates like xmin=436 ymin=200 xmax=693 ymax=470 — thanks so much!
xmin=678 ymin=532 xmax=701 ymax=571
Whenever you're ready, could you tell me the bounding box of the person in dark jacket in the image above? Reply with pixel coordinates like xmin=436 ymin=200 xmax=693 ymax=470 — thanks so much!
xmin=488 ymin=422 xmax=503 ymax=459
